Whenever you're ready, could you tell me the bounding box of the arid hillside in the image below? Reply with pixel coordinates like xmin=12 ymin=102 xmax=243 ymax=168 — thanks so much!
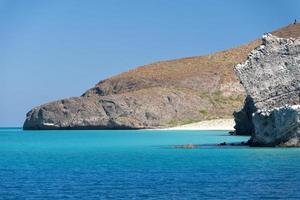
xmin=85 ymin=24 xmax=300 ymax=97
xmin=24 ymin=23 xmax=300 ymax=129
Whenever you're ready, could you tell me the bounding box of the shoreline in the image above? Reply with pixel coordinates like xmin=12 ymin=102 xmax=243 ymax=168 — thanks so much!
xmin=15 ymin=118 xmax=235 ymax=131
xmin=161 ymin=118 xmax=235 ymax=131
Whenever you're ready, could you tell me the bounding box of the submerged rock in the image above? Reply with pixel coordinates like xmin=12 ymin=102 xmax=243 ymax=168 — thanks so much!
xmin=234 ymin=34 xmax=300 ymax=146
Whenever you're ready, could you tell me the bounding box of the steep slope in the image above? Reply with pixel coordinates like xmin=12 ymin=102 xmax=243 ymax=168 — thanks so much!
xmin=23 ymin=23 xmax=300 ymax=130
xmin=235 ymin=34 xmax=300 ymax=146
xmin=234 ymin=23 xmax=300 ymax=135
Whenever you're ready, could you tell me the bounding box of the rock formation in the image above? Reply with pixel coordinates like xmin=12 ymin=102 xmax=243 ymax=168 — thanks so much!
xmin=234 ymin=33 xmax=300 ymax=146
xmin=24 ymin=88 xmax=218 ymax=130
xmin=252 ymin=105 xmax=300 ymax=146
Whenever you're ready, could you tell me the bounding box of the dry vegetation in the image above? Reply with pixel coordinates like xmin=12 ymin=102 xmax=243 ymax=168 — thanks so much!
xmin=84 ymin=24 xmax=300 ymax=126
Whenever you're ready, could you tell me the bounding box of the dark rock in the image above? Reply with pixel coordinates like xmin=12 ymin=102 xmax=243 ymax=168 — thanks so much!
xmin=228 ymin=131 xmax=235 ymax=135
xmin=233 ymin=96 xmax=256 ymax=135
xmin=219 ymin=142 xmax=227 ymax=146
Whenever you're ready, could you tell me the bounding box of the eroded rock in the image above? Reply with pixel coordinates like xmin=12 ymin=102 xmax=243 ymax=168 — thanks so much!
xmin=252 ymin=105 xmax=300 ymax=147
xmin=234 ymin=34 xmax=300 ymax=146
xmin=235 ymin=34 xmax=300 ymax=109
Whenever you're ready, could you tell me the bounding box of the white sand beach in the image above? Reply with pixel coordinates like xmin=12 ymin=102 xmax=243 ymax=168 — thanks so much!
xmin=164 ymin=118 xmax=235 ymax=131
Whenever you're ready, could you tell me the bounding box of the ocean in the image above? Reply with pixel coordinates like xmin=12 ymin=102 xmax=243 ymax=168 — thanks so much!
xmin=0 ymin=128 xmax=300 ymax=199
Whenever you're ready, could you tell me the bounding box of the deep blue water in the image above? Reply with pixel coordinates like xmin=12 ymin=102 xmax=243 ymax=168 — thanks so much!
xmin=0 ymin=129 xmax=300 ymax=200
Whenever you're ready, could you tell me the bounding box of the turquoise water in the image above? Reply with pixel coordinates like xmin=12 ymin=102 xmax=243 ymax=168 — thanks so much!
xmin=0 ymin=129 xmax=300 ymax=199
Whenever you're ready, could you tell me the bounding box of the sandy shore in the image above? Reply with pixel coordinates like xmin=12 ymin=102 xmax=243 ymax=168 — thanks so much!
xmin=163 ymin=118 xmax=235 ymax=131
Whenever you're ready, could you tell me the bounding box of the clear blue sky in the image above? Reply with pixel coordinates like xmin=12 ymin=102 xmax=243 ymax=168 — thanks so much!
xmin=1 ymin=0 xmax=299 ymax=127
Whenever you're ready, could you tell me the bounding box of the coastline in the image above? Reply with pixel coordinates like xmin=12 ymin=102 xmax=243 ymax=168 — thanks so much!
xmin=162 ymin=118 xmax=235 ymax=131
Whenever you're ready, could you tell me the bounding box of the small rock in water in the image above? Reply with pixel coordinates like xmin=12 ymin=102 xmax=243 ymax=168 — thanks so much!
xmin=219 ymin=142 xmax=227 ymax=146
xmin=228 ymin=131 xmax=236 ymax=135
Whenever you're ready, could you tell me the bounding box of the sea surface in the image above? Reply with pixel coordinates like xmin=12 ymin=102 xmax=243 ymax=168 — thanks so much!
xmin=0 ymin=128 xmax=300 ymax=200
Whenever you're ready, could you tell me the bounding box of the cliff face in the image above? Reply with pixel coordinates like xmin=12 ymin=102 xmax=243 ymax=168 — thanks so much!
xmin=23 ymin=24 xmax=300 ymax=130
xmin=233 ymin=23 xmax=300 ymax=135
xmin=236 ymin=34 xmax=300 ymax=109
xmin=234 ymin=34 xmax=300 ymax=146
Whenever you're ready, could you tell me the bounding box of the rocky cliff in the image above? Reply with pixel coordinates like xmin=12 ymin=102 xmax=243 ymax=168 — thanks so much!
xmin=23 ymin=24 xmax=300 ymax=130
xmin=234 ymin=34 xmax=300 ymax=146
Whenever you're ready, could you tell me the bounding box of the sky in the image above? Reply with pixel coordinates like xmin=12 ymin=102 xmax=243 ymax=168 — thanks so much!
xmin=1 ymin=0 xmax=300 ymax=127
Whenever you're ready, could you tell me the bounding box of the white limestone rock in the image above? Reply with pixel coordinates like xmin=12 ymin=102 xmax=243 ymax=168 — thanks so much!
xmin=252 ymin=105 xmax=300 ymax=146
xmin=234 ymin=34 xmax=300 ymax=146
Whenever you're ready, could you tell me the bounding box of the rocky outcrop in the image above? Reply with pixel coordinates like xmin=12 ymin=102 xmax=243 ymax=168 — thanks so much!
xmin=236 ymin=34 xmax=300 ymax=109
xmin=234 ymin=33 xmax=300 ymax=146
xmin=24 ymin=87 xmax=230 ymax=130
xmin=252 ymin=105 xmax=300 ymax=146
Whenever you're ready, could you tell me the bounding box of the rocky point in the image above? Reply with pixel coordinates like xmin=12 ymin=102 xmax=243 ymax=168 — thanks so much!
xmin=234 ymin=33 xmax=300 ymax=146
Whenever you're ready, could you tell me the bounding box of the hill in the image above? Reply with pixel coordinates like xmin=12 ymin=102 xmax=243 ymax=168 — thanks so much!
xmin=23 ymin=23 xmax=300 ymax=130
